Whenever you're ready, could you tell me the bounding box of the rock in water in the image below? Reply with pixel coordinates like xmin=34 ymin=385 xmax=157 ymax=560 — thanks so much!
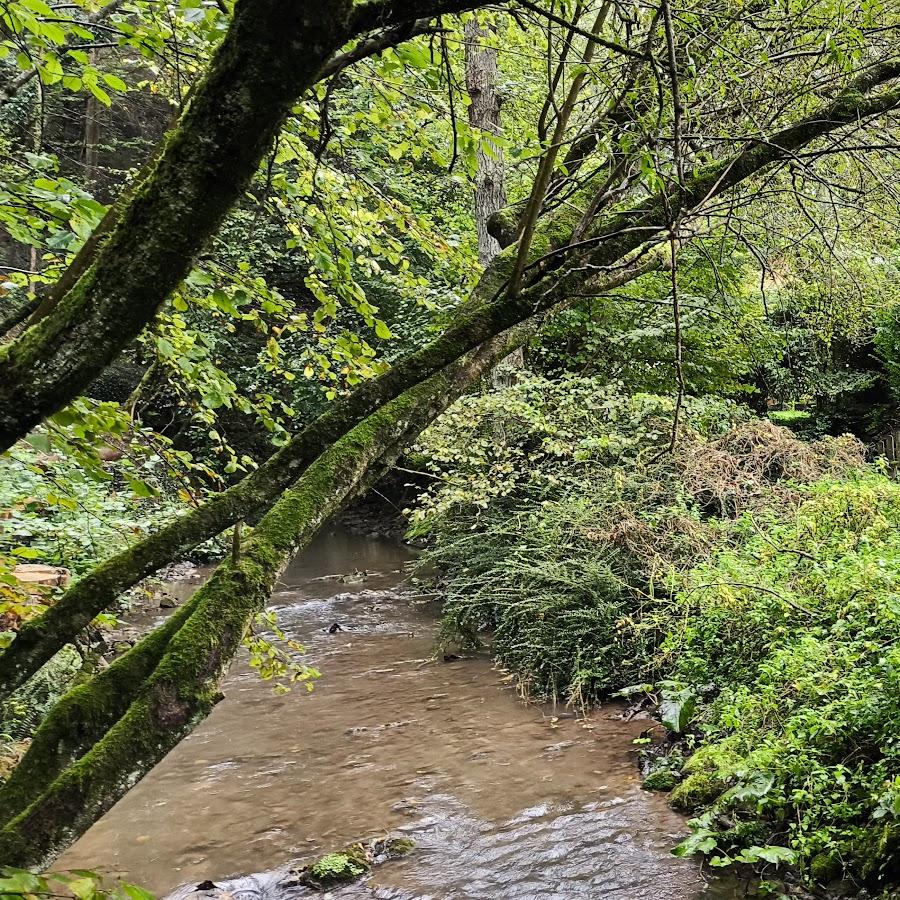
xmin=164 ymin=837 xmax=416 ymax=900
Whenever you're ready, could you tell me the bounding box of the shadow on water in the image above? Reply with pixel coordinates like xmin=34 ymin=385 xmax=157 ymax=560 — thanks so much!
xmin=59 ymin=529 xmax=746 ymax=899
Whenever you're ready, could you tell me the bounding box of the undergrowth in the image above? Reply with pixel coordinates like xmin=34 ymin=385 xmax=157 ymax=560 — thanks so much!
xmin=409 ymin=373 xmax=900 ymax=892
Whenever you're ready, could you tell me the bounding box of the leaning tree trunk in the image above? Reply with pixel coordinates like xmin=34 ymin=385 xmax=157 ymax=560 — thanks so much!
xmin=0 ymin=0 xmax=493 ymax=453
xmin=4 ymin=62 xmax=900 ymax=699
xmin=0 ymin=323 xmax=532 ymax=868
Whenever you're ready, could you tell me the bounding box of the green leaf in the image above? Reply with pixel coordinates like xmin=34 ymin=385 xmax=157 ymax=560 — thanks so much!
xmin=118 ymin=883 xmax=156 ymax=900
xmin=659 ymin=690 xmax=696 ymax=733
xmin=87 ymin=81 xmax=112 ymax=107
xmin=11 ymin=546 xmax=41 ymax=559
xmin=736 ymin=845 xmax=797 ymax=866
xmin=38 ymin=21 xmax=67 ymax=45
xmin=127 ymin=477 xmax=158 ymax=499
xmin=727 ymin=772 xmax=775 ymax=802
xmin=615 ymin=683 xmax=654 ymax=697
xmin=102 ymin=73 xmax=128 ymax=92
xmin=68 ymin=876 xmax=100 ymax=900
xmin=39 ymin=52 xmax=64 ymax=83
xmin=25 ymin=432 xmax=51 ymax=453
xmin=672 ymin=834 xmax=717 ymax=858
xmin=0 ymin=872 xmax=43 ymax=894
xmin=395 ymin=42 xmax=431 ymax=69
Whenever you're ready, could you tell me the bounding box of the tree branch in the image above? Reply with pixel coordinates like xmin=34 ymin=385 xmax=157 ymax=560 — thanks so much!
xmin=0 ymin=0 xmax=129 ymax=106
xmin=319 ymin=18 xmax=436 ymax=81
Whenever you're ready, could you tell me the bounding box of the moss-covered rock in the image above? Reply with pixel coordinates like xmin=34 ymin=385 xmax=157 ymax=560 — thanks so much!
xmin=295 ymin=837 xmax=415 ymax=891
xmin=809 ymin=849 xmax=842 ymax=883
xmin=669 ymin=772 xmax=726 ymax=810
xmin=643 ymin=769 xmax=681 ymax=792
xmin=386 ymin=836 xmax=416 ymax=856
xmin=302 ymin=848 xmax=369 ymax=888
xmin=856 ymin=823 xmax=900 ymax=884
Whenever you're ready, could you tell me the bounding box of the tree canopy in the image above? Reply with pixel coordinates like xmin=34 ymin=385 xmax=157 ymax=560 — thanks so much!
xmin=0 ymin=0 xmax=899 ymax=884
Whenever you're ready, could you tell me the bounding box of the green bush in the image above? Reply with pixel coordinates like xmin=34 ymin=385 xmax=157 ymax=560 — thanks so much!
xmin=410 ymin=375 xmax=900 ymax=887
xmin=432 ymin=495 xmax=647 ymax=704
xmin=663 ymin=477 xmax=900 ymax=884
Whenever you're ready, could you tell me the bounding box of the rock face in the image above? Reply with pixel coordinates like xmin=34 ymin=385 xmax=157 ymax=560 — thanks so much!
xmin=12 ymin=564 xmax=71 ymax=591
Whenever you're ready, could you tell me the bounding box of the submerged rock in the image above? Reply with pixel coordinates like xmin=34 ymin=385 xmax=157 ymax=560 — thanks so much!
xmin=165 ymin=837 xmax=415 ymax=900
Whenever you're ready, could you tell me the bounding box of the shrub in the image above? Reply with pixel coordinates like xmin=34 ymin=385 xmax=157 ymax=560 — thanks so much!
xmin=409 ymin=376 xmax=900 ymax=886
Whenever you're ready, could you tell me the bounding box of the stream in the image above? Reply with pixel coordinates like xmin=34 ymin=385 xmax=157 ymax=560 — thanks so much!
xmin=59 ymin=529 xmax=745 ymax=899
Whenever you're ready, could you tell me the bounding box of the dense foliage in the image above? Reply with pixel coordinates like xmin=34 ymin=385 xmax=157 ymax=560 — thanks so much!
xmin=1 ymin=0 xmax=900 ymax=885
xmin=410 ymin=374 xmax=900 ymax=888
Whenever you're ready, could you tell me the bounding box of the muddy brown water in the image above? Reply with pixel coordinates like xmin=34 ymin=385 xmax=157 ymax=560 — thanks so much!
xmin=60 ymin=529 xmax=745 ymax=899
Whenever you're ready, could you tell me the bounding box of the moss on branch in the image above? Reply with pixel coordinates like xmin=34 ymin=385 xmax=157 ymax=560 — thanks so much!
xmin=0 ymin=327 xmax=524 ymax=867
xmin=0 ymin=597 xmax=201 ymax=827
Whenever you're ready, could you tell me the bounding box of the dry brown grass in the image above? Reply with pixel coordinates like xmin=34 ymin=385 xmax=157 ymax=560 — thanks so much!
xmin=677 ymin=420 xmax=865 ymax=517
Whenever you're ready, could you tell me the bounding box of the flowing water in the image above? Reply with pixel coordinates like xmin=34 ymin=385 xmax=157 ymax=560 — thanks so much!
xmin=60 ymin=529 xmax=745 ymax=899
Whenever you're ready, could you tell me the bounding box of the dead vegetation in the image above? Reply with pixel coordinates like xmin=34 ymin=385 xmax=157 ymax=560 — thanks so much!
xmin=677 ymin=421 xmax=866 ymax=517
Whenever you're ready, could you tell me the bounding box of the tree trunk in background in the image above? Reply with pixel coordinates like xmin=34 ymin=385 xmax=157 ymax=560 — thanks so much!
xmin=83 ymin=49 xmax=101 ymax=191
xmin=463 ymin=15 xmax=523 ymax=383
xmin=464 ymin=17 xmax=505 ymax=266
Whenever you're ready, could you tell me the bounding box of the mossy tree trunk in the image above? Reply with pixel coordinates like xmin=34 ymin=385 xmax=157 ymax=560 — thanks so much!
xmin=0 ymin=325 xmax=535 ymax=868
xmin=0 ymin=0 xmax=493 ymax=453
xmin=2 ymin=63 xmax=899 ymax=700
